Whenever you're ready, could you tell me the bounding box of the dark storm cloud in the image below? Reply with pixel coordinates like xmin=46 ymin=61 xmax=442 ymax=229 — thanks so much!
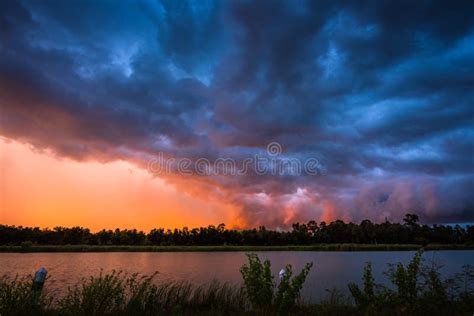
xmin=0 ymin=0 xmax=473 ymax=226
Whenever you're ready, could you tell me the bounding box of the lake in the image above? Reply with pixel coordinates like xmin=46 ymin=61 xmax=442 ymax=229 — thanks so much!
xmin=1 ymin=251 xmax=473 ymax=301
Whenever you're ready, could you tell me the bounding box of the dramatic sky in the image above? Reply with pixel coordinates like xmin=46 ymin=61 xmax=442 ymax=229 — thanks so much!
xmin=1 ymin=0 xmax=473 ymax=230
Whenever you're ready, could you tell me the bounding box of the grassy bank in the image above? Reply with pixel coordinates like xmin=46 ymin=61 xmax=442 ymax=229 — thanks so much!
xmin=1 ymin=243 xmax=474 ymax=253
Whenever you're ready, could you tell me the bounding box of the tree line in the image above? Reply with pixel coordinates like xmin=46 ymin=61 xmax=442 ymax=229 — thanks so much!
xmin=1 ymin=214 xmax=473 ymax=246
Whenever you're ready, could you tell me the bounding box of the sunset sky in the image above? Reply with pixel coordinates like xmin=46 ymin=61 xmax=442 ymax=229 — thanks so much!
xmin=1 ymin=0 xmax=473 ymax=230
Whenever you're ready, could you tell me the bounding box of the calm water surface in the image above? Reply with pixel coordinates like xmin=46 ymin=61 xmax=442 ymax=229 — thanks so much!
xmin=1 ymin=251 xmax=473 ymax=301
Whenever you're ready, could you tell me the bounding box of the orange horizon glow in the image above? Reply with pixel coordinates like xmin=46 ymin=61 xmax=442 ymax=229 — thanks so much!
xmin=0 ymin=138 xmax=239 ymax=232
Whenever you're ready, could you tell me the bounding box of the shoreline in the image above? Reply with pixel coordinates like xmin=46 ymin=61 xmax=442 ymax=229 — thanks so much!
xmin=1 ymin=243 xmax=473 ymax=253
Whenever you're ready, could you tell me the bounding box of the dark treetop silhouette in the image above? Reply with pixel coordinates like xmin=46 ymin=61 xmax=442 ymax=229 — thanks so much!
xmin=1 ymin=214 xmax=473 ymax=246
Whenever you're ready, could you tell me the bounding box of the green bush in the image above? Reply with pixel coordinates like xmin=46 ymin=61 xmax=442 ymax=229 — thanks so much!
xmin=240 ymin=253 xmax=313 ymax=314
xmin=239 ymin=253 xmax=274 ymax=310
xmin=348 ymin=250 xmax=474 ymax=315
xmin=349 ymin=251 xmax=425 ymax=315
xmin=348 ymin=262 xmax=384 ymax=315
xmin=274 ymin=262 xmax=313 ymax=315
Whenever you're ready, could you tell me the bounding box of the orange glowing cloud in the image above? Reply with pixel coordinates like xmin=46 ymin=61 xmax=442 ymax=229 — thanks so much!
xmin=0 ymin=138 xmax=238 ymax=231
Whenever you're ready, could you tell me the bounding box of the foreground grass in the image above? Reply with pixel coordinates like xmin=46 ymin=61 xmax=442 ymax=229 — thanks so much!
xmin=0 ymin=272 xmax=250 ymax=316
xmin=1 ymin=243 xmax=474 ymax=253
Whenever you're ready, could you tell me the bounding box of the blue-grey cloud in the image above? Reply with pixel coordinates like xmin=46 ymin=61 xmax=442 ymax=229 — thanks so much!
xmin=0 ymin=0 xmax=473 ymax=226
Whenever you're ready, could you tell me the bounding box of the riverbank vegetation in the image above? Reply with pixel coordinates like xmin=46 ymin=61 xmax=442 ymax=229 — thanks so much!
xmin=0 ymin=251 xmax=473 ymax=315
xmin=1 ymin=214 xmax=473 ymax=249
xmin=1 ymin=243 xmax=474 ymax=253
